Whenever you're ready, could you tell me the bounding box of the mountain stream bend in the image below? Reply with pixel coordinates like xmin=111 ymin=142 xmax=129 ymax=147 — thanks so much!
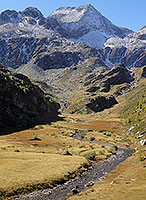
xmin=16 ymin=131 xmax=132 ymax=200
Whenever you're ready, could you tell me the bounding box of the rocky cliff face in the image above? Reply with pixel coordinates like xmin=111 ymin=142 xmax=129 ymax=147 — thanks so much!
xmin=141 ymin=66 xmax=146 ymax=78
xmin=102 ymin=26 xmax=146 ymax=68
xmin=86 ymin=95 xmax=118 ymax=112
xmin=0 ymin=65 xmax=60 ymax=133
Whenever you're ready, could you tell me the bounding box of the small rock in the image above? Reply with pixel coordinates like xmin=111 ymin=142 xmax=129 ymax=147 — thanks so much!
xmin=128 ymin=126 xmax=134 ymax=131
xmin=131 ymin=178 xmax=136 ymax=181
xmin=140 ymin=139 xmax=146 ymax=146
xmin=72 ymin=189 xmax=79 ymax=194
xmin=85 ymin=181 xmax=95 ymax=187
xmin=136 ymin=131 xmax=140 ymax=135
xmin=61 ymin=151 xmax=72 ymax=155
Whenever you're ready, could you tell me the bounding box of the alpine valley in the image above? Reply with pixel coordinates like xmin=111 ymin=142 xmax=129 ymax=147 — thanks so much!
xmin=0 ymin=4 xmax=146 ymax=200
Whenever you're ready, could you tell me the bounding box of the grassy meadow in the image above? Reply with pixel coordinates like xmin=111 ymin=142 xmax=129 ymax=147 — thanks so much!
xmin=0 ymin=113 xmax=129 ymax=199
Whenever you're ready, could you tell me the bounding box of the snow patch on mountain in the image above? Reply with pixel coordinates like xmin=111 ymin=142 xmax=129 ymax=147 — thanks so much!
xmin=72 ymin=31 xmax=107 ymax=49
xmin=50 ymin=5 xmax=88 ymax=23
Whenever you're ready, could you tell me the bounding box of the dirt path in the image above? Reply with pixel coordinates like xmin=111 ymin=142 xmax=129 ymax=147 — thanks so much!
xmin=16 ymin=132 xmax=131 ymax=200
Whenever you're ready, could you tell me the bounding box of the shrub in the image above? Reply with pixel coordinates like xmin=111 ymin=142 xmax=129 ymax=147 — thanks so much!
xmin=79 ymin=145 xmax=86 ymax=148
xmin=81 ymin=162 xmax=89 ymax=168
xmin=99 ymin=129 xmax=107 ymax=133
xmin=142 ymin=105 xmax=146 ymax=112
xmin=99 ymin=151 xmax=104 ymax=155
xmin=80 ymin=135 xmax=84 ymax=139
xmin=88 ymin=129 xmax=93 ymax=132
xmin=90 ymin=145 xmax=94 ymax=149
xmin=135 ymin=114 xmax=140 ymax=123
xmin=106 ymin=133 xmax=112 ymax=136
xmin=14 ymin=149 xmax=20 ymax=152
xmin=108 ymin=145 xmax=118 ymax=154
xmin=85 ymin=152 xmax=96 ymax=161
xmin=90 ymin=137 xmax=95 ymax=141
xmin=126 ymin=116 xmax=131 ymax=124
xmin=1 ymin=147 xmax=6 ymax=150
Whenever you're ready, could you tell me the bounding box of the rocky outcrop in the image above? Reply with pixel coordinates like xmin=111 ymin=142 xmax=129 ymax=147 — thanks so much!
xmin=86 ymin=95 xmax=118 ymax=112
xmin=0 ymin=65 xmax=60 ymax=133
xmin=85 ymin=64 xmax=134 ymax=93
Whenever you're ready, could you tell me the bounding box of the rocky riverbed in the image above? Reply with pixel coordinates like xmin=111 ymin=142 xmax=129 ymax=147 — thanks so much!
xmin=15 ymin=131 xmax=132 ymax=200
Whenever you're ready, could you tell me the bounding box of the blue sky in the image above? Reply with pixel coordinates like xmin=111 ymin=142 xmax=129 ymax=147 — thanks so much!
xmin=0 ymin=0 xmax=145 ymax=31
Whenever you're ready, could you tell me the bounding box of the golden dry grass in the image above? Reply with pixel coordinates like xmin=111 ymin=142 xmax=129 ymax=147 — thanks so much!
xmin=0 ymin=152 xmax=85 ymax=192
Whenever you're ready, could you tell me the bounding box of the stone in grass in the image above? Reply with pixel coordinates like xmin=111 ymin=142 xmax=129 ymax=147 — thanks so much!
xmin=29 ymin=137 xmax=41 ymax=141
xmin=61 ymin=150 xmax=72 ymax=156
xmin=140 ymin=139 xmax=146 ymax=146
xmin=85 ymin=181 xmax=95 ymax=187
xmin=72 ymin=186 xmax=79 ymax=194
xmin=72 ymin=189 xmax=79 ymax=194
xmin=29 ymin=133 xmax=41 ymax=141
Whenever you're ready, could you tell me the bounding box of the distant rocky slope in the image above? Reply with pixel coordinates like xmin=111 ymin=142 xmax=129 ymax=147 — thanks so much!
xmin=20 ymin=63 xmax=133 ymax=114
xmin=0 ymin=19 xmax=100 ymax=70
xmin=0 ymin=65 xmax=60 ymax=133
xmin=102 ymin=26 xmax=146 ymax=67
xmin=61 ymin=64 xmax=134 ymax=114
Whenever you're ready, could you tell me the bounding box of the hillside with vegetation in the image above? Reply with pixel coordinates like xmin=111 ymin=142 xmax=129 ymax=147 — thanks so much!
xmin=0 ymin=64 xmax=60 ymax=134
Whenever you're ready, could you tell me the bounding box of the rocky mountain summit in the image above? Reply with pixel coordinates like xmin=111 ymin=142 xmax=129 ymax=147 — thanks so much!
xmin=46 ymin=4 xmax=133 ymax=49
xmin=0 ymin=5 xmax=144 ymax=71
xmin=0 ymin=65 xmax=60 ymax=133
xmin=0 ymin=7 xmax=45 ymax=26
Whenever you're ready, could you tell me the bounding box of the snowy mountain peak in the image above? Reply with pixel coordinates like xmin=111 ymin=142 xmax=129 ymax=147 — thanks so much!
xmin=49 ymin=4 xmax=102 ymax=23
xmin=46 ymin=5 xmax=133 ymax=49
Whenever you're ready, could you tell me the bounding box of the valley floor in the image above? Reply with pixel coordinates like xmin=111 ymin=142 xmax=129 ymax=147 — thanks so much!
xmin=0 ymin=102 xmax=145 ymax=200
